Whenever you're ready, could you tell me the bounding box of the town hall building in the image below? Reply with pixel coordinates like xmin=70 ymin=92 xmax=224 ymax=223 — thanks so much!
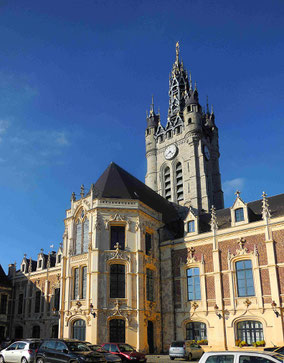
xmin=3 ymin=43 xmax=284 ymax=353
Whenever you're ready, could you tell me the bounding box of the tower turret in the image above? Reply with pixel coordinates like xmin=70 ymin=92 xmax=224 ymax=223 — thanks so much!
xmin=145 ymin=97 xmax=159 ymax=192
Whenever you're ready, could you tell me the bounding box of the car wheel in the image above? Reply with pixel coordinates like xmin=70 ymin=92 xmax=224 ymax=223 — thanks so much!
xmin=170 ymin=357 xmax=174 ymax=360
xmin=21 ymin=358 xmax=28 ymax=363
xmin=37 ymin=358 xmax=45 ymax=363
xmin=187 ymin=353 xmax=192 ymax=361
xmin=0 ymin=355 xmax=5 ymax=363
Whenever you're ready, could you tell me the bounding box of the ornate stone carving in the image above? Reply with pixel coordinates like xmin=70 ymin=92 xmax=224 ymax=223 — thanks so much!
xmin=236 ymin=237 xmax=248 ymax=255
xmin=106 ymin=243 xmax=130 ymax=262
xmin=186 ymin=247 xmax=196 ymax=264
xmin=105 ymin=213 xmax=130 ymax=230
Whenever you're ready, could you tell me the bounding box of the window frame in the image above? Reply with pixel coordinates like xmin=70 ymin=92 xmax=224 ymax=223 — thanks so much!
xmin=235 ymin=260 xmax=255 ymax=297
xmin=188 ymin=220 xmax=195 ymax=233
xmin=185 ymin=321 xmax=207 ymax=341
xmin=74 ymin=213 xmax=89 ymax=255
xmin=146 ymin=268 xmax=154 ymax=302
xmin=236 ymin=320 xmax=264 ymax=345
xmin=187 ymin=267 xmax=201 ymax=301
xmin=110 ymin=264 xmax=126 ymax=299
xmin=235 ymin=208 xmax=245 ymax=222
xmin=110 ymin=225 xmax=125 ymax=250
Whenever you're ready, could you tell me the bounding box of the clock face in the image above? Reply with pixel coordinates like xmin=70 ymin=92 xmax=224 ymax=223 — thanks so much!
xmin=204 ymin=145 xmax=210 ymax=161
xmin=164 ymin=144 xmax=178 ymax=160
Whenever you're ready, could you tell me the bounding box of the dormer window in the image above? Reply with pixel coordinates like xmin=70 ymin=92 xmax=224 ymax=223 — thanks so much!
xmin=38 ymin=260 xmax=42 ymax=268
xmin=188 ymin=117 xmax=192 ymax=124
xmin=235 ymin=208 xmax=244 ymax=222
xmin=57 ymin=255 xmax=61 ymax=264
xmin=188 ymin=221 xmax=195 ymax=233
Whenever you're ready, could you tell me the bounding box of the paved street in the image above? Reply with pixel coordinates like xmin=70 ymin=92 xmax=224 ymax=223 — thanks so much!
xmin=146 ymin=355 xmax=191 ymax=362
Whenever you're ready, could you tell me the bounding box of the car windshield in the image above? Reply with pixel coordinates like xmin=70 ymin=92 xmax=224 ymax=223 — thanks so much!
xmin=118 ymin=344 xmax=134 ymax=352
xmin=90 ymin=346 xmax=107 ymax=353
xmin=66 ymin=342 xmax=91 ymax=352
xmin=171 ymin=341 xmax=184 ymax=347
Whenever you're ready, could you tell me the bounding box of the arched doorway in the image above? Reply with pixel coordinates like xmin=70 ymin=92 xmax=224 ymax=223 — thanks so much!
xmin=109 ymin=319 xmax=125 ymax=343
xmin=147 ymin=321 xmax=154 ymax=353
xmin=72 ymin=319 xmax=86 ymax=341
xmin=15 ymin=326 xmax=23 ymax=339
xmin=32 ymin=325 xmax=40 ymax=338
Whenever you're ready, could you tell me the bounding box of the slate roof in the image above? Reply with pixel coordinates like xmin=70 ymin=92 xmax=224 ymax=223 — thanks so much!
xmin=92 ymin=162 xmax=180 ymax=225
xmin=0 ymin=264 xmax=11 ymax=288
xmin=198 ymin=193 xmax=284 ymax=233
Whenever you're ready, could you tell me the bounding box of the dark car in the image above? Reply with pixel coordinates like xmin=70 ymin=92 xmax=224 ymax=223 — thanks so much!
xmin=36 ymin=339 xmax=106 ymax=363
xmin=101 ymin=343 xmax=146 ymax=362
xmin=86 ymin=345 xmax=121 ymax=362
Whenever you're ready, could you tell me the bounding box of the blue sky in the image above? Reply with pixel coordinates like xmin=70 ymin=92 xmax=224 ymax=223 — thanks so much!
xmin=1 ymin=0 xmax=284 ymax=272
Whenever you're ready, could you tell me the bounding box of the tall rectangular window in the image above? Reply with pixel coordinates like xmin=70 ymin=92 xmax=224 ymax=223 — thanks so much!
xmin=18 ymin=294 xmax=23 ymax=314
xmin=73 ymin=268 xmax=79 ymax=299
xmin=82 ymin=267 xmax=87 ymax=299
xmin=146 ymin=269 xmax=154 ymax=301
xmin=187 ymin=268 xmax=201 ymax=300
xmin=236 ymin=260 xmax=255 ymax=297
xmin=35 ymin=291 xmax=41 ymax=313
xmin=54 ymin=288 xmax=60 ymax=311
xmin=83 ymin=220 xmax=89 ymax=253
xmin=110 ymin=226 xmax=125 ymax=250
xmin=188 ymin=221 xmax=195 ymax=233
xmin=0 ymin=295 xmax=7 ymax=314
xmin=110 ymin=264 xmax=125 ymax=298
xmin=75 ymin=222 xmax=82 ymax=255
xmin=145 ymin=233 xmax=152 ymax=255
xmin=235 ymin=208 xmax=244 ymax=222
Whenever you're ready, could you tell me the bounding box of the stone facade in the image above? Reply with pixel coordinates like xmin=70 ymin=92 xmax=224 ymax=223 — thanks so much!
xmin=5 ymin=44 xmax=284 ymax=354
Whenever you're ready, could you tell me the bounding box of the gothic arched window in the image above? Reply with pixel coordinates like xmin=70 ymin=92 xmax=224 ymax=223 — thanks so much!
xmin=186 ymin=322 xmax=207 ymax=341
xmin=236 ymin=321 xmax=263 ymax=345
xmin=164 ymin=167 xmax=171 ymax=200
xmin=176 ymin=162 xmax=183 ymax=201
xmin=75 ymin=214 xmax=89 ymax=255
xmin=72 ymin=319 xmax=86 ymax=341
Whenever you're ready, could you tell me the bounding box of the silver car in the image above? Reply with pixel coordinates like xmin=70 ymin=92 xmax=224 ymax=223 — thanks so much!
xmin=169 ymin=341 xmax=204 ymax=361
xmin=0 ymin=340 xmax=42 ymax=363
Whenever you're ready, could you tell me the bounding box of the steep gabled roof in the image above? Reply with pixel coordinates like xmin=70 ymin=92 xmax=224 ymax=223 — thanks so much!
xmin=0 ymin=264 xmax=11 ymax=287
xmin=92 ymin=162 xmax=180 ymax=224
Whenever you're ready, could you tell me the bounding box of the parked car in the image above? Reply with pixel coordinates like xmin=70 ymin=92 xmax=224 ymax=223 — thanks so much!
xmin=198 ymin=351 xmax=284 ymax=363
xmin=264 ymin=347 xmax=284 ymax=355
xmin=0 ymin=339 xmax=42 ymax=363
xmin=169 ymin=341 xmax=204 ymax=361
xmin=101 ymin=343 xmax=146 ymax=362
xmin=35 ymin=339 xmax=106 ymax=363
xmin=87 ymin=345 xmax=122 ymax=362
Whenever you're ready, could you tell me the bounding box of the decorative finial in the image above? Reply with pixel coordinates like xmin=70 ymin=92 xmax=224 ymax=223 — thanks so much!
xmin=210 ymin=205 xmax=218 ymax=231
xmin=194 ymin=81 xmax=197 ymax=91
xmin=206 ymin=96 xmax=209 ymax=114
xmin=24 ymin=253 xmax=27 ymax=259
xmin=150 ymin=95 xmax=154 ymax=115
xmin=40 ymin=248 xmax=44 ymax=254
xmin=262 ymin=191 xmax=271 ymax=221
xmin=175 ymin=41 xmax=180 ymax=63
xmin=71 ymin=192 xmax=76 ymax=202
xmin=158 ymin=106 xmax=160 ymax=115
xmin=235 ymin=190 xmax=241 ymax=198
xmin=189 ymin=71 xmax=193 ymax=91
xmin=80 ymin=184 xmax=85 ymax=198
xmin=211 ymin=104 xmax=214 ymax=114
xmin=28 ymin=257 xmax=32 ymax=273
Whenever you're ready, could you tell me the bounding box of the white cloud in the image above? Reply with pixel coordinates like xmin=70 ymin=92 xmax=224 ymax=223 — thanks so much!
xmin=223 ymin=178 xmax=245 ymax=197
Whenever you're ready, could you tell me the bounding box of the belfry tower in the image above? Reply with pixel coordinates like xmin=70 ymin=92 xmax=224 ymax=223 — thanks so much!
xmin=145 ymin=43 xmax=224 ymax=212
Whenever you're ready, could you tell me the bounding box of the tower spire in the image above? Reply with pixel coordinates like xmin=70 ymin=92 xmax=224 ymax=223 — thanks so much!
xmin=175 ymin=41 xmax=180 ymax=64
xmin=189 ymin=71 xmax=193 ymax=91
